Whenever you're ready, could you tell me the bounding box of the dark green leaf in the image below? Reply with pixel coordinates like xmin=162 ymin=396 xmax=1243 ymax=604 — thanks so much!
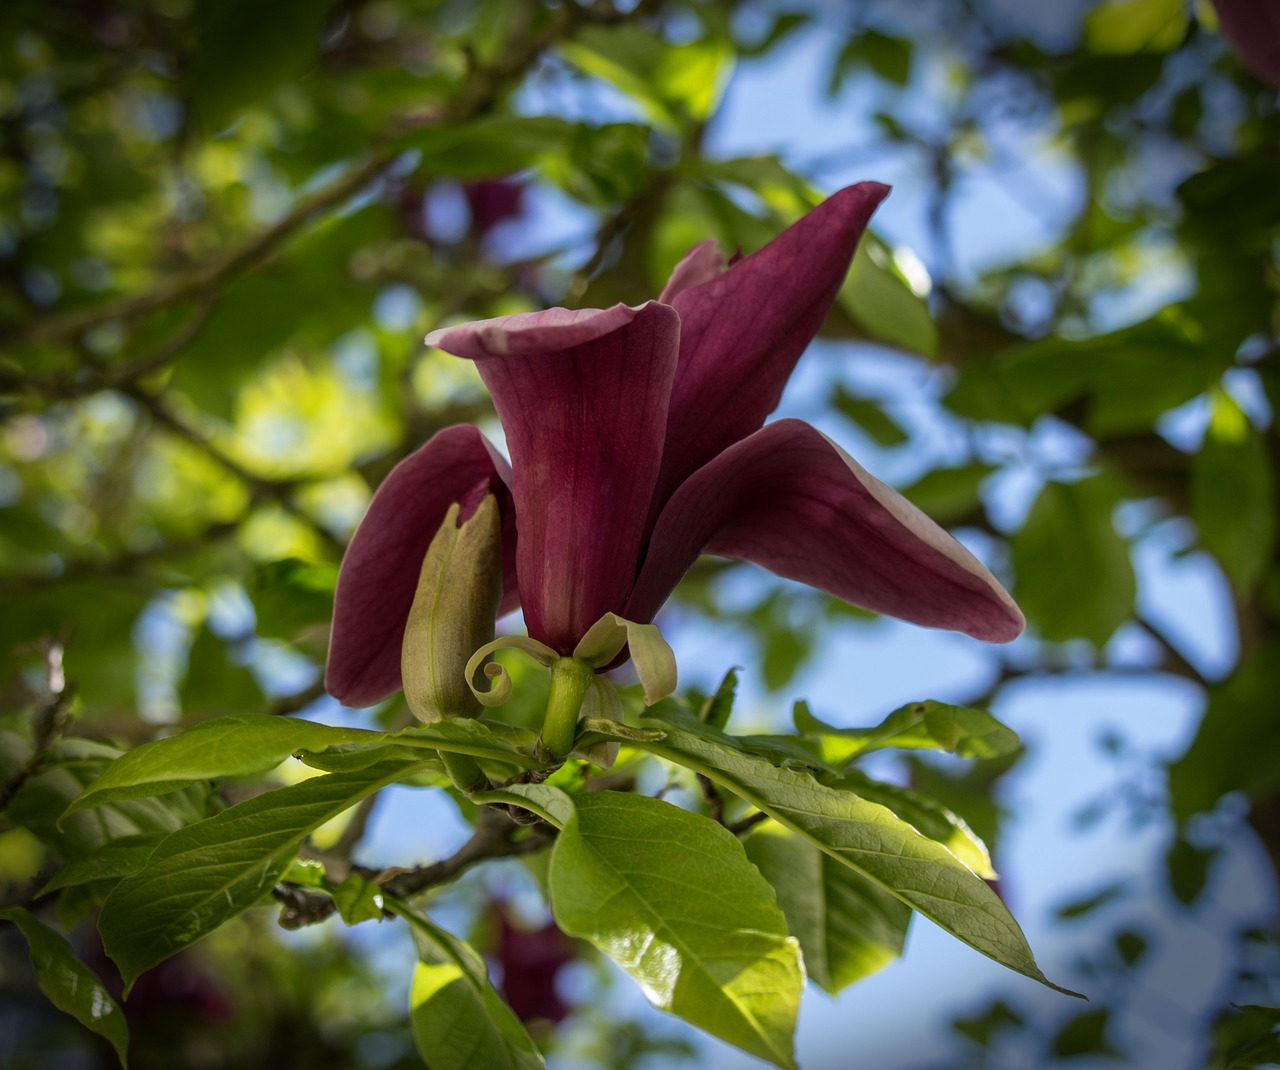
xmin=698 ymin=668 xmax=739 ymax=730
xmin=1 ymin=906 xmax=130 ymax=1067
xmin=179 ymin=623 xmax=265 ymax=717
xmin=795 ymin=699 xmax=1020 ymax=761
xmin=1051 ymin=1008 xmax=1122 ymax=1058
xmin=831 ymin=387 xmax=909 ymax=446
xmin=744 ymin=824 xmax=910 ymax=995
xmin=1012 ymin=476 xmax=1135 ymax=645
xmin=98 ymin=758 xmax=432 ymax=988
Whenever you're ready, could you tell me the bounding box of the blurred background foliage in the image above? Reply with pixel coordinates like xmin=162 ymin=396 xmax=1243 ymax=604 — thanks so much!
xmin=0 ymin=0 xmax=1277 ymax=1067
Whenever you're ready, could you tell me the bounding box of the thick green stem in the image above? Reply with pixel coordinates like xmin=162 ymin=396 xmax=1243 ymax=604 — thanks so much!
xmin=541 ymin=658 xmax=594 ymax=758
xmin=440 ymin=750 xmax=488 ymax=794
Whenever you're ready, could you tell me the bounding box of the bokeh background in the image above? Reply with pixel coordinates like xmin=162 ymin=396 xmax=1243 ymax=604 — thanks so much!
xmin=2 ymin=1 xmax=1278 ymax=1068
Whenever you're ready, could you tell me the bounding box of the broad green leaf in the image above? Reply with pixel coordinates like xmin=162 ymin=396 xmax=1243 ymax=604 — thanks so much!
xmin=1 ymin=906 xmax=129 ymax=1067
xmin=69 ymin=715 xmax=539 ymax=814
xmin=99 ymin=758 xmax=432 ymax=988
xmin=1085 ymin=0 xmax=1188 ymax=53
xmin=397 ymin=115 xmax=575 ymax=180
xmin=472 ymin=783 xmax=576 ymax=829
xmin=392 ymin=905 xmax=545 ymax=1070
xmin=1191 ymin=389 xmax=1276 ymax=591
xmin=615 ymin=718 xmax=1076 ymax=996
xmin=179 ymin=623 xmax=265 ymax=717
xmin=549 ymin=792 xmax=803 ymax=1069
xmin=899 ymin=463 xmax=995 ymax=526
xmin=1051 ymin=1008 xmax=1122 ymax=1058
xmin=66 ymin=716 xmax=388 ymax=813
xmin=829 ymin=769 xmax=997 ymax=881
xmin=6 ymin=738 xmax=206 ymax=860
xmin=1169 ymin=638 xmax=1280 ymax=822
xmin=40 ymin=834 xmax=164 ymax=894
xmin=559 ymin=26 xmax=734 ymax=132
xmin=1011 ymin=476 xmax=1135 ymax=646
xmin=744 ymin=824 xmax=911 ymax=995
xmin=840 ymin=232 xmax=937 ymax=357
xmin=795 ymin=700 xmax=1020 ymax=761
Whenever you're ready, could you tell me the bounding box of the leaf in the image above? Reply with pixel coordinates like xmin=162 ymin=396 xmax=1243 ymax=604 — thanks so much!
xmin=1168 ymin=639 xmax=1280 ymax=821
xmin=98 ymin=758 xmax=432 ymax=988
xmin=1011 ymin=476 xmax=1135 ymax=646
xmin=840 ymin=231 xmax=937 ymax=357
xmin=795 ymin=700 xmax=1020 ymax=761
xmin=179 ymin=623 xmax=265 ymax=717
xmin=333 ymin=872 xmax=385 ymax=926
xmin=391 ymin=905 xmax=545 ymax=1070
xmin=1085 ymin=0 xmax=1188 ymax=53
xmin=1051 ymin=1008 xmax=1122 ymax=1058
xmin=69 ymin=715 xmax=538 ymax=814
xmin=831 ymin=387 xmax=909 ymax=446
xmin=1 ymin=906 xmax=130 ymax=1067
xmin=899 ymin=463 xmax=995 ymax=526
xmin=1191 ymin=389 xmax=1276 ymax=591
xmin=698 ymin=667 xmax=739 ymax=730
xmin=66 ymin=716 xmax=387 ymax=813
xmin=188 ymin=0 xmax=331 ymax=131
xmin=6 ymin=738 xmax=207 ymax=860
xmin=549 ymin=792 xmax=803 ymax=1069
xmin=559 ymin=25 xmax=734 ymax=132
xmin=744 ymin=824 xmax=910 ymax=995
xmin=613 ymin=717 xmax=1076 ymax=996
xmin=472 ymin=783 xmax=576 ymax=830
xmin=40 ymin=834 xmax=165 ymax=894
xmin=398 ymin=115 xmax=576 ymax=180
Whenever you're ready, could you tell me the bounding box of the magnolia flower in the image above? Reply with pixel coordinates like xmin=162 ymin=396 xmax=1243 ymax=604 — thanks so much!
xmin=1211 ymin=0 xmax=1280 ymax=86
xmin=325 ymin=182 xmax=1024 ymax=708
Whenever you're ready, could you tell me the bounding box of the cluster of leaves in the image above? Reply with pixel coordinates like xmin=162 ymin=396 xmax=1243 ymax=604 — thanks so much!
xmin=2 ymin=0 xmax=1279 ymax=1066
xmin=4 ymin=663 xmax=1048 ymax=1069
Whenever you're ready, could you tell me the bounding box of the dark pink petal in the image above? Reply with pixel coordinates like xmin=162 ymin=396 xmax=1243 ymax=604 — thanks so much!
xmin=626 ymin=419 xmax=1025 ymax=643
xmin=325 ymin=425 xmax=517 ymax=707
xmin=651 ymin=182 xmax=891 ymax=511
xmin=658 ymin=239 xmax=724 ymax=303
xmin=430 ymin=301 xmax=682 ymax=653
xmin=1211 ymin=0 xmax=1280 ymax=85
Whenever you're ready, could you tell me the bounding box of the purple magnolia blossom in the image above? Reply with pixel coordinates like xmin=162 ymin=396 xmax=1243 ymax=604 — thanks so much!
xmin=1211 ymin=0 xmax=1280 ymax=86
xmin=326 ymin=182 xmax=1024 ymax=707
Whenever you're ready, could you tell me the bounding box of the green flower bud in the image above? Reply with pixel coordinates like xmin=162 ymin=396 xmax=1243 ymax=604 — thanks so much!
xmin=401 ymin=493 xmax=503 ymax=723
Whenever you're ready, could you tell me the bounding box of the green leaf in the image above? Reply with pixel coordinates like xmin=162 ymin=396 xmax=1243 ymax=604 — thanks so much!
xmin=614 ymin=718 xmax=1076 ymax=996
xmin=1011 ymin=476 xmax=1135 ymax=646
xmin=1168 ymin=638 xmax=1280 ymax=821
xmin=179 ymin=623 xmax=265 ymax=717
xmin=333 ymin=871 xmax=385 ymax=926
xmin=549 ymin=792 xmax=803 ymax=1069
xmin=398 ymin=115 xmax=576 ymax=180
xmin=559 ymin=25 xmax=734 ymax=133
xmin=391 ymin=905 xmax=545 ymax=1070
xmin=40 ymin=834 xmax=164 ymax=894
xmin=66 ymin=716 xmax=388 ymax=813
xmin=831 ymin=387 xmax=908 ymax=446
xmin=840 ymin=231 xmax=937 ymax=357
xmin=471 ymin=783 xmax=576 ymax=829
xmin=98 ymin=758 xmax=432 ymax=989
xmin=69 ymin=715 xmax=539 ymax=814
xmin=1085 ymin=0 xmax=1188 ymax=53
xmin=188 ymin=0 xmax=331 ymax=131
xmin=899 ymin=463 xmax=995 ymax=526
xmin=1051 ymin=1008 xmax=1122 ymax=1058
xmin=795 ymin=700 xmax=1020 ymax=762
xmin=1191 ymin=389 xmax=1276 ymax=591
xmin=1 ymin=906 xmax=130 ymax=1067
xmin=744 ymin=824 xmax=910 ymax=995
xmin=698 ymin=668 xmax=739 ymax=730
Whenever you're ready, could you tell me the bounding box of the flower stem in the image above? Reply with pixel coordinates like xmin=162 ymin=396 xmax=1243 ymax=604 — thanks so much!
xmin=541 ymin=657 xmax=593 ymax=758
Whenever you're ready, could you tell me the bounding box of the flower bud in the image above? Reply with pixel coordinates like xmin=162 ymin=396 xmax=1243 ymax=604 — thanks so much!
xmin=401 ymin=492 xmax=503 ymax=723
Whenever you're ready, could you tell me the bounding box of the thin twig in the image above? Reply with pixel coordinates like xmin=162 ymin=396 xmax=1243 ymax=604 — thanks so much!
xmin=0 ymin=642 xmax=74 ymax=813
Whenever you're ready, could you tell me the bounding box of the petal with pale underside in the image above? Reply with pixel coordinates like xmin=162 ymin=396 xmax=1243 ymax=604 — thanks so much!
xmin=432 ymin=301 xmax=682 ymax=653
xmin=325 ymin=425 xmax=518 ymax=708
xmin=626 ymin=418 xmax=1025 ymax=643
xmin=657 ymin=239 xmax=724 ymax=303
xmin=651 ymin=182 xmax=891 ymax=510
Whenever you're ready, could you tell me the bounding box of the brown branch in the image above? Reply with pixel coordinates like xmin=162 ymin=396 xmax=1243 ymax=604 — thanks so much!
xmin=0 ymin=642 xmax=74 ymax=814
xmin=380 ymin=806 xmax=555 ymax=900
